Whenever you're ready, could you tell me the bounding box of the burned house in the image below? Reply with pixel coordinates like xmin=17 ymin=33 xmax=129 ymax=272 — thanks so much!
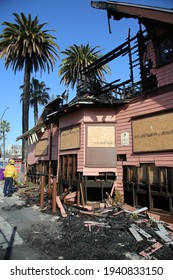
xmin=17 ymin=2 xmax=173 ymax=214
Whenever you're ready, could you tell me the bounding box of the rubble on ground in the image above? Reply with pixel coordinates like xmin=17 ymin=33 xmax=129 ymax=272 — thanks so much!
xmin=2 ymin=184 xmax=173 ymax=260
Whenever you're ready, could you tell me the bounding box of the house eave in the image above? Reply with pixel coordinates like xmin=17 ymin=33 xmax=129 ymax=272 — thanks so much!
xmin=91 ymin=1 xmax=173 ymax=25
xmin=16 ymin=122 xmax=46 ymax=141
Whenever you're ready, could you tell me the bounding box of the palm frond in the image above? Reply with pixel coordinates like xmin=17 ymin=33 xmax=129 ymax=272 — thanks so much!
xmin=58 ymin=44 xmax=111 ymax=90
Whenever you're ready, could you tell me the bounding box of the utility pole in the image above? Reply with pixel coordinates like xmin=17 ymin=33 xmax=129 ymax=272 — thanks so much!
xmin=0 ymin=107 xmax=9 ymax=122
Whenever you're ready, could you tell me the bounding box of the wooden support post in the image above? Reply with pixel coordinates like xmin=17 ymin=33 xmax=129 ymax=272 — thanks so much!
xmin=132 ymin=182 xmax=136 ymax=207
xmin=77 ymin=191 xmax=80 ymax=206
xmin=63 ymin=187 xmax=68 ymax=203
xmin=135 ymin=168 xmax=139 ymax=206
xmin=148 ymin=184 xmax=153 ymax=210
xmin=101 ymin=181 xmax=104 ymax=202
xmin=40 ymin=175 xmax=45 ymax=208
xmin=169 ymin=196 xmax=172 ymax=213
xmin=80 ymin=183 xmax=85 ymax=207
xmin=77 ymin=182 xmax=80 ymax=206
xmin=48 ymin=123 xmax=53 ymax=193
xmin=74 ymin=173 xmax=81 ymax=206
xmin=84 ymin=176 xmax=87 ymax=203
xmin=52 ymin=177 xmax=57 ymax=213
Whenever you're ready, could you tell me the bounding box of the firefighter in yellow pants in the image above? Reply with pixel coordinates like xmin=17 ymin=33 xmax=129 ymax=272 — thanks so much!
xmin=3 ymin=159 xmax=18 ymax=197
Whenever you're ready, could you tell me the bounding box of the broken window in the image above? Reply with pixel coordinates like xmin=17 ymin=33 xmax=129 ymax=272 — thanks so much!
xmin=157 ymin=32 xmax=173 ymax=65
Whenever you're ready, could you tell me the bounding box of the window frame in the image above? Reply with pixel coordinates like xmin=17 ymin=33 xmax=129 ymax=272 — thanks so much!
xmin=155 ymin=31 xmax=173 ymax=67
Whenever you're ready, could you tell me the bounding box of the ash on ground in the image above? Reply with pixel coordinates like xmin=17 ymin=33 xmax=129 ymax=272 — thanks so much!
xmin=20 ymin=207 xmax=173 ymax=260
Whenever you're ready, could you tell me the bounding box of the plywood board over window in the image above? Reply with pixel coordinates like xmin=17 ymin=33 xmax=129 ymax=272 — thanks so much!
xmin=132 ymin=111 xmax=173 ymax=153
xmin=86 ymin=124 xmax=116 ymax=167
xmin=60 ymin=125 xmax=80 ymax=151
xmin=35 ymin=139 xmax=48 ymax=156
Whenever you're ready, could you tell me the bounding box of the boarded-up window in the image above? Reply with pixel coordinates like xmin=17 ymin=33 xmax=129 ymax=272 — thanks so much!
xmin=132 ymin=111 xmax=173 ymax=152
xmin=60 ymin=126 xmax=80 ymax=150
xmin=86 ymin=124 xmax=116 ymax=167
xmin=35 ymin=139 xmax=48 ymax=156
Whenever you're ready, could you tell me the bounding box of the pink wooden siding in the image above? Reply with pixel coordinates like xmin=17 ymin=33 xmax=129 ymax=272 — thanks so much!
xmin=83 ymin=108 xmax=116 ymax=123
xmin=115 ymin=90 xmax=173 ymax=191
xmin=145 ymin=40 xmax=173 ymax=88
xmin=77 ymin=121 xmax=85 ymax=172
xmin=28 ymin=143 xmax=37 ymax=165
xmin=115 ymin=161 xmax=124 ymax=196
xmin=58 ymin=108 xmax=117 ymax=175
xmin=59 ymin=110 xmax=83 ymax=129
xmin=28 ymin=125 xmax=58 ymax=164
xmin=51 ymin=126 xmax=58 ymax=160
xmin=116 ymin=92 xmax=173 ymax=163
xmin=152 ymin=62 xmax=173 ymax=88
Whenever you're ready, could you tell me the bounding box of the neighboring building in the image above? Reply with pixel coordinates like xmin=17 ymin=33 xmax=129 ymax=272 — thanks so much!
xmin=17 ymin=2 xmax=173 ymax=214
xmin=7 ymin=144 xmax=22 ymax=172
xmin=8 ymin=144 xmax=22 ymax=157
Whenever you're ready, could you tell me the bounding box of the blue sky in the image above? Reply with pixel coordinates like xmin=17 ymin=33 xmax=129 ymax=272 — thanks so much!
xmin=0 ymin=0 xmax=173 ymax=150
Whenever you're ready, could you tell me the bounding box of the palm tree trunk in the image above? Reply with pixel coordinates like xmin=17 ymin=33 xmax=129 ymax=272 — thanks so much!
xmin=2 ymin=130 xmax=5 ymax=160
xmin=22 ymin=63 xmax=31 ymax=165
xmin=34 ymin=100 xmax=38 ymax=126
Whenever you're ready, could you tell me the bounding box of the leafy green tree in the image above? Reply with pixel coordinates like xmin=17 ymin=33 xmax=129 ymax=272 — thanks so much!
xmin=58 ymin=44 xmax=111 ymax=94
xmin=0 ymin=120 xmax=10 ymax=160
xmin=0 ymin=12 xmax=60 ymax=163
xmin=20 ymin=77 xmax=50 ymax=125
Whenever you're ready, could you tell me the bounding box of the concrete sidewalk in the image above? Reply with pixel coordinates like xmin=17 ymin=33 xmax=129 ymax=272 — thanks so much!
xmin=0 ymin=181 xmax=53 ymax=259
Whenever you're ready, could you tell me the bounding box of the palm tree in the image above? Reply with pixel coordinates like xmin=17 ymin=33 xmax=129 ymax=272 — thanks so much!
xmin=20 ymin=77 xmax=50 ymax=125
xmin=0 ymin=12 xmax=60 ymax=164
xmin=58 ymin=44 xmax=111 ymax=94
xmin=0 ymin=120 xmax=10 ymax=160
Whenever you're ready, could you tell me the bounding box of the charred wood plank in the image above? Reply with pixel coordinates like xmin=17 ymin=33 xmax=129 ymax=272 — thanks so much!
xmin=56 ymin=196 xmax=67 ymax=218
xmin=139 ymin=242 xmax=163 ymax=257
xmin=129 ymin=227 xmax=143 ymax=242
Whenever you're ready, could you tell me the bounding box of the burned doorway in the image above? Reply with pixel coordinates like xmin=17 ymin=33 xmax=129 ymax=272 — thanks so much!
xmin=59 ymin=154 xmax=78 ymax=193
xmin=83 ymin=172 xmax=116 ymax=203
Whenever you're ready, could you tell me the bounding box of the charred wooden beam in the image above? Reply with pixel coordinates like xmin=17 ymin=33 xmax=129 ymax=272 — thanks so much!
xmin=84 ymin=30 xmax=146 ymax=76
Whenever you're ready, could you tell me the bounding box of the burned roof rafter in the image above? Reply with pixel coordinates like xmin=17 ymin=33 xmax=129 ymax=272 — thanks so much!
xmin=82 ymin=27 xmax=156 ymax=98
xmin=83 ymin=31 xmax=142 ymax=75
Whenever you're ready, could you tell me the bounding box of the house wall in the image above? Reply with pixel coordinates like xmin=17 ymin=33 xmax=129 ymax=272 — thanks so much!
xmin=26 ymin=23 xmax=173 ymax=210
xmin=28 ymin=125 xmax=58 ymax=165
xmin=58 ymin=109 xmax=83 ymax=172
xmin=58 ymin=107 xmax=117 ymax=176
xmin=146 ymin=40 xmax=173 ymax=88
xmin=50 ymin=125 xmax=59 ymax=160
xmin=115 ymin=89 xmax=173 ymax=195
xmin=82 ymin=108 xmax=117 ymax=175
